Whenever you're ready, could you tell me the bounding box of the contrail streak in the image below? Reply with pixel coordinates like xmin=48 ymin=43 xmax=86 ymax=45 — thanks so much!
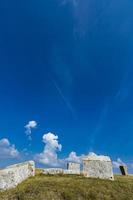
xmin=51 ymin=78 xmax=77 ymax=120
xmin=91 ymin=0 xmax=113 ymax=31
xmin=89 ymin=103 xmax=109 ymax=150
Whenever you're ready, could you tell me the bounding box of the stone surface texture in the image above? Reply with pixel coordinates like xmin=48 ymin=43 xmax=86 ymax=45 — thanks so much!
xmin=83 ymin=155 xmax=114 ymax=180
xmin=43 ymin=166 xmax=81 ymax=175
xmin=63 ymin=169 xmax=80 ymax=175
xmin=43 ymin=168 xmax=64 ymax=175
xmin=66 ymin=162 xmax=80 ymax=174
xmin=0 ymin=161 xmax=35 ymax=190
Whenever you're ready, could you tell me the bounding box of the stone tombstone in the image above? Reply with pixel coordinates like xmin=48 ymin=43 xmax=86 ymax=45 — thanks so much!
xmin=82 ymin=155 xmax=114 ymax=180
xmin=119 ymin=165 xmax=128 ymax=176
xmin=66 ymin=162 xmax=80 ymax=175
xmin=0 ymin=161 xmax=35 ymax=190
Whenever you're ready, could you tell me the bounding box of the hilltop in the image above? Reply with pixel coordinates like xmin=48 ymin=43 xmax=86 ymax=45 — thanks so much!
xmin=0 ymin=171 xmax=133 ymax=200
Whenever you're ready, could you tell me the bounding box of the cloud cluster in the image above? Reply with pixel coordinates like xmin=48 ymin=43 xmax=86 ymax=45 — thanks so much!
xmin=0 ymin=138 xmax=19 ymax=159
xmin=66 ymin=151 xmax=82 ymax=163
xmin=35 ymin=132 xmax=62 ymax=167
xmin=35 ymin=132 xmax=84 ymax=167
xmin=25 ymin=121 xmax=37 ymax=140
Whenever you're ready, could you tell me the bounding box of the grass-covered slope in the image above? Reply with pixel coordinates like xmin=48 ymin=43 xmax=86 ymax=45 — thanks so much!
xmin=0 ymin=173 xmax=133 ymax=200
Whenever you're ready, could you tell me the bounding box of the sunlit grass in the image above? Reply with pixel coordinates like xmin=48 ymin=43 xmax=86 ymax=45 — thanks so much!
xmin=1 ymin=172 xmax=133 ymax=200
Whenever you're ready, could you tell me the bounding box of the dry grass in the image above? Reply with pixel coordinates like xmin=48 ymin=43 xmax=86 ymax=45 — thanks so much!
xmin=0 ymin=173 xmax=133 ymax=200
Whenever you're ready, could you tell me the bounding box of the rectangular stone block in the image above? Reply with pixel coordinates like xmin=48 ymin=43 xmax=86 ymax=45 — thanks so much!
xmin=63 ymin=169 xmax=80 ymax=175
xmin=43 ymin=168 xmax=64 ymax=175
xmin=0 ymin=161 xmax=35 ymax=190
xmin=67 ymin=162 xmax=80 ymax=174
xmin=82 ymin=155 xmax=114 ymax=180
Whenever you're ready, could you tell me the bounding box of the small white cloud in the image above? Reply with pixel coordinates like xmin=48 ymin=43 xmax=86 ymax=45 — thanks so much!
xmin=0 ymin=138 xmax=19 ymax=158
xmin=0 ymin=138 xmax=10 ymax=146
xmin=113 ymin=158 xmax=126 ymax=168
xmin=66 ymin=151 xmax=82 ymax=163
xmin=88 ymin=152 xmax=98 ymax=157
xmin=25 ymin=120 xmax=37 ymax=140
xmin=35 ymin=132 xmax=62 ymax=167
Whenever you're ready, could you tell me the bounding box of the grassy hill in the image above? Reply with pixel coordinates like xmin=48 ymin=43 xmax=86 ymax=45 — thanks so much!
xmin=0 ymin=171 xmax=133 ymax=200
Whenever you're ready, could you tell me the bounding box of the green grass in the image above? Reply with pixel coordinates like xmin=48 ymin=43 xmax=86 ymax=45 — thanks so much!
xmin=0 ymin=172 xmax=133 ymax=200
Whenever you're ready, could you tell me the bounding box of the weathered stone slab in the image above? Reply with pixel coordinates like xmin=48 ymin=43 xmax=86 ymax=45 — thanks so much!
xmin=63 ymin=169 xmax=80 ymax=175
xmin=67 ymin=162 xmax=80 ymax=171
xmin=0 ymin=161 xmax=35 ymax=190
xmin=43 ymin=168 xmax=64 ymax=175
xmin=43 ymin=165 xmax=81 ymax=175
xmin=119 ymin=165 xmax=128 ymax=176
xmin=66 ymin=162 xmax=80 ymax=174
xmin=82 ymin=155 xmax=114 ymax=180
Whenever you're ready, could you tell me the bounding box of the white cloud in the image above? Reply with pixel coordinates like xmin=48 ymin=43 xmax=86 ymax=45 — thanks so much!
xmin=0 ymin=138 xmax=19 ymax=158
xmin=35 ymin=132 xmax=82 ymax=167
xmin=25 ymin=120 xmax=37 ymax=140
xmin=88 ymin=152 xmax=98 ymax=157
xmin=113 ymin=158 xmax=126 ymax=168
xmin=35 ymin=132 xmax=62 ymax=167
xmin=66 ymin=151 xmax=82 ymax=163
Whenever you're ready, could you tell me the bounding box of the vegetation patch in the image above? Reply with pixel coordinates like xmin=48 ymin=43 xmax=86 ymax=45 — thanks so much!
xmin=0 ymin=173 xmax=133 ymax=200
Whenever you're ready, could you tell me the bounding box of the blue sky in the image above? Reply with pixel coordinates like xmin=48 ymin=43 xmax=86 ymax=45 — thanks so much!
xmin=0 ymin=0 xmax=133 ymax=171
